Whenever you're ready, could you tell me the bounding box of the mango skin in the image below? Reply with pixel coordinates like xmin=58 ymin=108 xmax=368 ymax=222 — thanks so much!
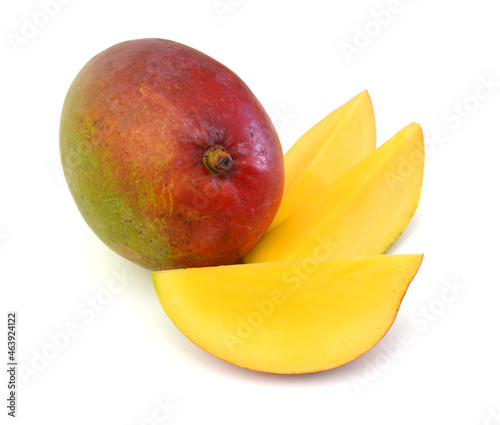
xmin=60 ymin=39 xmax=284 ymax=270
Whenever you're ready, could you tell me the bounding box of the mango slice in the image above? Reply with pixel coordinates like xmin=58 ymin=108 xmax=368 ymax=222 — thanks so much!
xmin=268 ymin=90 xmax=376 ymax=231
xmin=244 ymin=122 xmax=424 ymax=264
xmin=153 ymin=254 xmax=423 ymax=374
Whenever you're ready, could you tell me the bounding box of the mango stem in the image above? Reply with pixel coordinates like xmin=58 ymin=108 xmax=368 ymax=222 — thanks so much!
xmin=204 ymin=145 xmax=233 ymax=174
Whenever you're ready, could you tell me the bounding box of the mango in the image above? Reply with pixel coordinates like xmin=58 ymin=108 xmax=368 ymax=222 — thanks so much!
xmin=268 ymin=90 xmax=376 ymax=231
xmin=244 ymin=122 xmax=424 ymax=264
xmin=59 ymin=38 xmax=284 ymax=271
xmin=153 ymin=254 xmax=423 ymax=374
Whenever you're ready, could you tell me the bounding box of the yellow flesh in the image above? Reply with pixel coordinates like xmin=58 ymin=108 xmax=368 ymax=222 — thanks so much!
xmin=269 ymin=90 xmax=376 ymax=231
xmin=153 ymin=254 xmax=423 ymax=374
xmin=244 ymin=123 xmax=424 ymax=264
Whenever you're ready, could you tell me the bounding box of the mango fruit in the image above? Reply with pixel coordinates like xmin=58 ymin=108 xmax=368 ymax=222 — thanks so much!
xmin=153 ymin=254 xmax=423 ymax=374
xmin=244 ymin=122 xmax=424 ymax=264
xmin=268 ymin=90 xmax=376 ymax=232
xmin=59 ymin=38 xmax=284 ymax=271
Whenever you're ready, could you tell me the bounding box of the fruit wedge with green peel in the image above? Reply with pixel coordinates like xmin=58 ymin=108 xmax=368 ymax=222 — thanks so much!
xmin=268 ymin=90 xmax=376 ymax=232
xmin=153 ymin=254 xmax=423 ymax=374
xmin=244 ymin=122 xmax=424 ymax=264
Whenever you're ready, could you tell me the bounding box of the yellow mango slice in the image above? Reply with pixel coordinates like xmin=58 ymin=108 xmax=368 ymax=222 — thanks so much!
xmin=269 ymin=90 xmax=376 ymax=231
xmin=245 ymin=122 xmax=424 ymax=264
xmin=153 ymin=254 xmax=423 ymax=374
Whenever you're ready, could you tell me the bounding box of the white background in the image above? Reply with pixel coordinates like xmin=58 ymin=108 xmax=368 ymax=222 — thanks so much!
xmin=2 ymin=0 xmax=500 ymax=423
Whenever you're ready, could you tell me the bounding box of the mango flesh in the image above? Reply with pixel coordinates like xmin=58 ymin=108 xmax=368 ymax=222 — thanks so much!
xmin=268 ymin=90 xmax=376 ymax=231
xmin=244 ymin=122 xmax=424 ymax=264
xmin=153 ymin=254 xmax=423 ymax=374
xmin=59 ymin=38 xmax=284 ymax=270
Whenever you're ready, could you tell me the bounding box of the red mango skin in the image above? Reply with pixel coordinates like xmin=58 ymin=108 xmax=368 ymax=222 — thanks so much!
xmin=60 ymin=38 xmax=284 ymax=270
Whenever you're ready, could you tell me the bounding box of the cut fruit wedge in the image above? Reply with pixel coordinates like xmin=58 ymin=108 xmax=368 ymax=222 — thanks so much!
xmin=153 ymin=254 xmax=423 ymax=374
xmin=269 ymin=90 xmax=376 ymax=232
xmin=244 ymin=122 xmax=424 ymax=264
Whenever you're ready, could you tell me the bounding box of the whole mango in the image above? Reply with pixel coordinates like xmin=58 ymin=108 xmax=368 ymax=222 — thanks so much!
xmin=60 ymin=38 xmax=284 ymax=270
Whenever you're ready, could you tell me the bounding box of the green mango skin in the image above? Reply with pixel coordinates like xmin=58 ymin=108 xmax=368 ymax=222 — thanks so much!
xmin=60 ymin=38 xmax=284 ymax=270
